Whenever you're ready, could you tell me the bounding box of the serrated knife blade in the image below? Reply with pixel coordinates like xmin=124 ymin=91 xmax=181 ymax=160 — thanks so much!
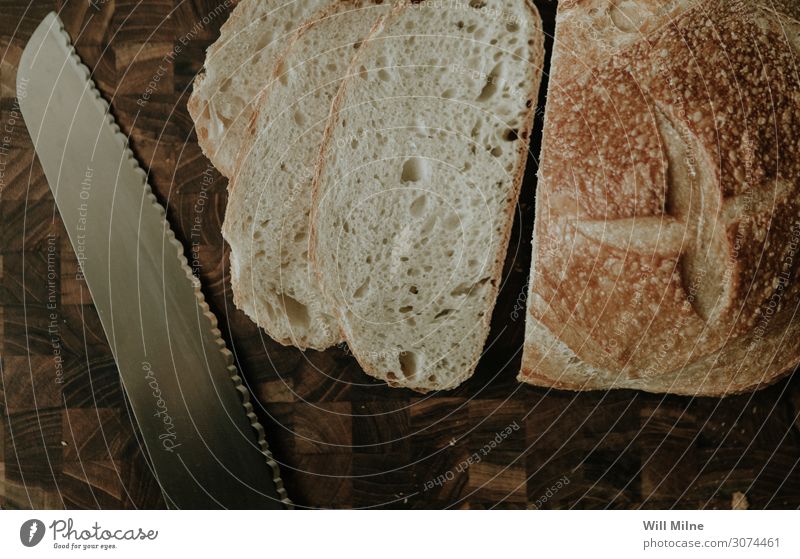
xmin=17 ymin=12 xmax=290 ymax=509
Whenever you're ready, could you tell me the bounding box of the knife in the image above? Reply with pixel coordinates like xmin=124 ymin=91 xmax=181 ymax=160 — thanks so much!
xmin=17 ymin=12 xmax=291 ymax=509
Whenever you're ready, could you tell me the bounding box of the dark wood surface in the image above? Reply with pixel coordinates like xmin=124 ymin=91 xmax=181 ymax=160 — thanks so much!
xmin=1 ymin=0 xmax=799 ymax=509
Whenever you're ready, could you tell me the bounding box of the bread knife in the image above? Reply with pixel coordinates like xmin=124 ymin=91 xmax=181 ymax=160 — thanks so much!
xmin=17 ymin=12 xmax=291 ymax=509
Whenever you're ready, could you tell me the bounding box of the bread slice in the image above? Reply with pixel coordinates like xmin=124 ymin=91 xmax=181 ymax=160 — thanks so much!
xmin=223 ymin=1 xmax=391 ymax=350
xmin=521 ymin=0 xmax=800 ymax=396
xmin=188 ymin=0 xmax=331 ymax=178
xmin=311 ymin=0 xmax=545 ymax=391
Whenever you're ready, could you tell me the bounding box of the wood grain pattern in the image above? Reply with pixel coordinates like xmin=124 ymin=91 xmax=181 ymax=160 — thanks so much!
xmin=1 ymin=0 xmax=799 ymax=509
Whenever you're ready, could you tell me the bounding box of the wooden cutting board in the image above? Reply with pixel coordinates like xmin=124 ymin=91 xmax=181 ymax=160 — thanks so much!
xmin=1 ymin=0 xmax=799 ymax=509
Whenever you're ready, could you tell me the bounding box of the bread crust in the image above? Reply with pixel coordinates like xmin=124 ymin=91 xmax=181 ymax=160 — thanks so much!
xmin=521 ymin=0 xmax=800 ymax=395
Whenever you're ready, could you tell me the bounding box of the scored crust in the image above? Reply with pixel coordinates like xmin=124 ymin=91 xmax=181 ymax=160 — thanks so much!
xmin=521 ymin=0 xmax=800 ymax=395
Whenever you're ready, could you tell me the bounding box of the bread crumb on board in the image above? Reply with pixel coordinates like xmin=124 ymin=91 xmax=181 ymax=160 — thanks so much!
xmin=731 ymin=492 xmax=749 ymax=510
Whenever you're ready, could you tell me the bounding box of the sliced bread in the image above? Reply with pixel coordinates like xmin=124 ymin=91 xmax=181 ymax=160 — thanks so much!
xmin=223 ymin=1 xmax=391 ymax=350
xmin=188 ymin=0 xmax=331 ymax=178
xmin=311 ymin=0 xmax=545 ymax=391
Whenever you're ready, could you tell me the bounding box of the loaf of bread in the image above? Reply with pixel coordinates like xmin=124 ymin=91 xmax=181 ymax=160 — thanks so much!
xmin=223 ymin=1 xmax=390 ymax=350
xmin=521 ymin=0 xmax=800 ymax=395
xmin=311 ymin=0 xmax=545 ymax=391
xmin=188 ymin=0 xmax=330 ymax=178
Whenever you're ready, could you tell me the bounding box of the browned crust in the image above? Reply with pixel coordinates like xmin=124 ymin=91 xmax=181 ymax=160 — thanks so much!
xmin=522 ymin=0 xmax=800 ymax=396
xmin=309 ymin=0 xmax=546 ymax=392
xmin=518 ymin=365 xmax=797 ymax=398
xmin=517 ymin=310 xmax=800 ymax=397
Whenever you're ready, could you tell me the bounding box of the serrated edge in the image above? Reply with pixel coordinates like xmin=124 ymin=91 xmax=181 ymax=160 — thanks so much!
xmin=44 ymin=12 xmax=293 ymax=509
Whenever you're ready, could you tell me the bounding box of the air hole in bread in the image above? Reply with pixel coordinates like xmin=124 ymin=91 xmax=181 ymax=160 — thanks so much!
xmin=280 ymin=293 xmax=310 ymax=330
xmin=471 ymin=120 xmax=483 ymax=139
xmin=353 ymin=277 xmax=370 ymax=299
xmin=469 ymin=0 xmax=486 ymax=8
xmin=401 ymin=157 xmax=430 ymax=182
xmin=443 ymin=213 xmax=460 ymax=230
xmin=275 ymin=60 xmax=288 ymax=85
xmin=450 ymin=282 xmax=474 ymax=297
xmin=378 ymin=69 xmax=391 ymax=82
xmin=262 ymin=301 xmax=277 ymax=323
xmin=293 ymin=110 xmax=306 ymax=127
xmin=409 ymin=194 xmax=428 ymax=217
xmin=420 ymin=215 xmax=437 ymax=236
xmin=399 ymin=305 xmax=414 ymax=313
xmin=254 ymin=31 xmax=274 ymax=52
xmin=503 ymin=128 xmax=519 ymax=142
xmin=409 ymin=285 xmax=419 ymax=294
xmin=399 ymin=351 xmax=421 ymax=379
xmin=442 ymin=88 xmax=455 ymax=99
xmin=434 ymin=308 xmax=454 ymax=320
xmin=216 ymin=112 xmax=232 ymax=132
